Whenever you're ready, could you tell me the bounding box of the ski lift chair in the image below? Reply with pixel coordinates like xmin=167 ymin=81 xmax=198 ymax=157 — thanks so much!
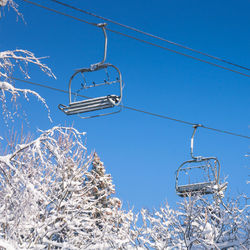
xmin=58 ymin=23 xmax=123 ymax=119
xmin=175 ymin=125 xmax=227 ymax=197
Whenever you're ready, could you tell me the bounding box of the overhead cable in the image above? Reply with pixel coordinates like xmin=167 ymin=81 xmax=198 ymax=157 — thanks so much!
xmin=11 ymin=76 xmax=250 ymax=140
xmin=50 ymin=0 xmax=250 ymax=72
xmin=22 ymin=0 xmax=98 ymax=27
xmin=20 ymin=0 xmax=250 ymax=78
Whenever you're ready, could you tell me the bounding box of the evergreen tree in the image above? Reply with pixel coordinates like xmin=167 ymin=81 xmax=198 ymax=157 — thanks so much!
xmin=85 ymin=153 xmax=120 ymax=225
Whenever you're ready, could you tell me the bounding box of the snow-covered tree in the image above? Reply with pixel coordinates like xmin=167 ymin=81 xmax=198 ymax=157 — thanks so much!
xmin=83 ymin=153 xmax=139 ymax=249
xmin=85 ymin=153 xmax=119 ymax=227
xmin=0 ymin=127 xmax=137 ymax=249
xmin=140 ymin=194 xmax=249 ymax=249
xmin=0 ymin=126 xmax=88 ymax=248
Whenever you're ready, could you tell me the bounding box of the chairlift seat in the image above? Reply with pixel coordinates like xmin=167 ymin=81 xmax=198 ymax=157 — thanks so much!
xmin=59 ymin=24 xmax=123 ymax=118
xmin=175 ymin=125 xmax=224 ymax=197
xmin=59 ymin=95 xmax=120 ymax=115
xmin=176 ymin=181 xmax=216 ymax=197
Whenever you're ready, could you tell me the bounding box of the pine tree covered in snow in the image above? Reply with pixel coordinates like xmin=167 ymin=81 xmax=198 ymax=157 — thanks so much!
xmin=83 ymin=153 xmax=137 ymax=249
xmin=85 ymin=153 xmax=120 ymax=227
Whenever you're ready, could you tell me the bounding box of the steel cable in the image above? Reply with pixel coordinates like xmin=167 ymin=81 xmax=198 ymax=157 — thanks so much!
xmin=20 ymin=0 xmax=250 ymax=78
xmin=11 ymin=76 xmax=250 ymax=140
xmin=50 ymin=0 xmax=250 ymax=71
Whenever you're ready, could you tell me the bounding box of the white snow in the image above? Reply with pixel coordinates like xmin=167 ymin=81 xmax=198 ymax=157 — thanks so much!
xmin=0 ymin=239 xmax=16 ymax=250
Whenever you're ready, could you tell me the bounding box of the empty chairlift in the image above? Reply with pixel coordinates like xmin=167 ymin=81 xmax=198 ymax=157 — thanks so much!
xmin=175 ymin=124 xmax=227 ymax=197
xmin=58 ymin=23 xmax=123 ymax=119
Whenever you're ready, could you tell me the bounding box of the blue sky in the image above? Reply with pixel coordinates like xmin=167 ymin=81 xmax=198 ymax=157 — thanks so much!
xmin=1 ymin=0 xmax=249 ymax=210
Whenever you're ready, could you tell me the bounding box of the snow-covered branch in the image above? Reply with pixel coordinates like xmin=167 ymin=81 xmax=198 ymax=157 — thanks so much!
xmin=0 ymin=49 xmax=56 ymax=123
xmin=0 ymin=50 xmax=55 ymax=79
xmin=0 ymin=0 xmax=22 ymax=18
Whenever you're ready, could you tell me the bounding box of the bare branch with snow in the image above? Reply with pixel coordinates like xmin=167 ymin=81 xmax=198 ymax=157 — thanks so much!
xmin=0 ymin=49 xmax=56 ymax=123
xmin=0 ymin=0 xmax=22 ymax=18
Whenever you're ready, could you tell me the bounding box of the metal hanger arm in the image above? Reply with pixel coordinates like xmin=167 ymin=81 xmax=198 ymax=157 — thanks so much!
xmin=190 ymin=124 xmax=203 ymax=159
xmin=96 ymin=23 xmax=108 ymax=65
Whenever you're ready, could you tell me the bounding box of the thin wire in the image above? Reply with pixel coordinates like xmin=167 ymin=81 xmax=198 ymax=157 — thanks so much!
xmin=123 ymin=106 xmax=250 ymax=139
xmin=11 ymin=77 xmax=250 ymax=140
xmin=50 ymin=0 xmax=250 ymax=72
xmin=21 ymin=0 xmax=250 ymax=78
xmin=121 ymin=105 xmax=195 ymax=126
xmin=21 ymin=0 xmax=98 ymax=27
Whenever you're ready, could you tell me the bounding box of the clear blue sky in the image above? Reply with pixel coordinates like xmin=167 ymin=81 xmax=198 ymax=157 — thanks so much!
xmin=1 ymin=0 xmax=249 ymax=210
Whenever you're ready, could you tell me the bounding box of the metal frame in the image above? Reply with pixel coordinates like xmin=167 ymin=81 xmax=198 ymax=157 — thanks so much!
xmin=175 ymin=125 xmax=222 ymax=197
xmin=58 ymin=23 xmax=123 ymax=119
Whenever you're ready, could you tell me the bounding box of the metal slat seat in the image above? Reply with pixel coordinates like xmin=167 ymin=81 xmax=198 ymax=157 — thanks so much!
xmin=176 ymin=182 xmax=215 ymax=197
xmin=59 ymin=95 xmax=120 ymax=115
